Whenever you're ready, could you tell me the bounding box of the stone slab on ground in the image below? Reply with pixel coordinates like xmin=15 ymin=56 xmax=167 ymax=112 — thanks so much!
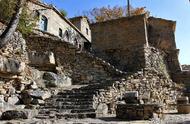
xmin=28 ymin=89 xmax=51 ymax=100
xmin=1 ymin=109 xmax=38 ymax=120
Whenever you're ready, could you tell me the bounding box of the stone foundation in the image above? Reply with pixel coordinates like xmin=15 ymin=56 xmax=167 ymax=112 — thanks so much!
xmin=116 ymin=103 xmax=161 ymax=120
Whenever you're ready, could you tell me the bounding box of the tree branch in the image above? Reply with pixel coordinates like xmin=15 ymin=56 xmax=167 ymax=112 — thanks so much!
xmin=0 ymin=0 xmax=25 ymax=48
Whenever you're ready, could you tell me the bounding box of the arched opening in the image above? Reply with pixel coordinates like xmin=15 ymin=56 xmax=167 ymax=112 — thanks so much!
xmin=40 ymin=15 xmax=48 ymax=31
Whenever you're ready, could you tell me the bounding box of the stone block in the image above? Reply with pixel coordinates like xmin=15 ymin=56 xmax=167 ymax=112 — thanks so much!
xmin=28 ymin=51 xmax=55 ymax=70
xmin=116 ymin=103 xmax=162 ymax=120
xmin=31 ymin=99 xmax=45 ymax=105
xmin=0 ymin=56 xmax=25 ymax=77
xmin=7 ymin=95 xmax=19 ymax=105
xmin=1 ymin=109 xmax=38 ymax=120
xmin=96 ymin=103 xmax=108 ymax=117
xmin=43 ymin=72 xmax=72 ymax=88
xmin=177 ymin=104 xmax=190 ymax=114
xmin=177 ymin=97 xmax=189 ymax=104
xmin=28 ymin=89 xmax=51 ymax=100
xmin=123 ymin=91 xmax=139 ymax=104
xmin=20 ymin=90 xmax=33 ymax=105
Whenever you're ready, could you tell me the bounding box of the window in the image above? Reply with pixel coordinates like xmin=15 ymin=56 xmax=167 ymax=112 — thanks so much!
xmin=40 ymin=15 xmax=48 ymax=31
xmin=59 ymin=28 xmax=63 ymax=37
xmin=86 ymin=28 xmax=89 ymax=35
xmin=74 ymin=38 xmax=79 ymax=47
xmin=65 ymin=30 xmax=69 ymax=41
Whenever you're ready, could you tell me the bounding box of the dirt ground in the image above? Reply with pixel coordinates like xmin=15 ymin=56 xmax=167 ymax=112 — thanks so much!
xmin=0 ymin=114 xmax=190 ymax=124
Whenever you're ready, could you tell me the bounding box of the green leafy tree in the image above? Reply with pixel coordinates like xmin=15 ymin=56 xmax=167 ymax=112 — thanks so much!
xmin=60 ymin=9 xmax=67 ymax=17
xmin=0 ymin=0 xmax=37 ymax=36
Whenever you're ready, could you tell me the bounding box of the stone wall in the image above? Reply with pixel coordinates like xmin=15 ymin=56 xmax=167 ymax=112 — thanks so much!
xmin=144 ymin=46 xmax=170 ymax=78
xmin=26 ymin=36 xmax=124 ymax=85
xmin=148 ymin=17 xmax=177 ymax=50
xmin=91 ymin=14 xmax=148 ymax=50
xmin=93 ymin=47 xmax=178 ymax=113
xmin=26 ymin=35 xmax=178 ymax=114
xmin=90 ymin=14 xmax=148 ymax=72
xmin=92 ymin=46 xmax=146 ymax=72
xmin=166 ymin=49 xmax=182 ymax=73
xmin=172 ymin=71 xmax=190 ymax=100
xmin=147 ymin=17 xmax=181 ymax=74
xmin=70 ymin=17 xmax=92 ymax=42
xmin=173 ymin=71 xmax=190 ymax=84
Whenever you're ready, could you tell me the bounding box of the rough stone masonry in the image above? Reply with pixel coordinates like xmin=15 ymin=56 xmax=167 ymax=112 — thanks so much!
xmin=0 ymin=13 xmax=189 ymax=120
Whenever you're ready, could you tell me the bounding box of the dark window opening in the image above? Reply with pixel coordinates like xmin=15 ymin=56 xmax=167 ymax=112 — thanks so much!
xmin=86 ymin=28 xmax=89 ymax=35
xmin=74 ymin=38 xmax=78 ymax=46
xmin=34 ymin=10 xmax=40 ymax=18
xmin=65 ymin=30 xmax=69 ymax=41
xmin=40 ymin=15 xmax=48 ymax=31
xmin=59 ymin=28 xmax=63 ymax=37
xmin=84 ymin=42 xmax=91 ymax=51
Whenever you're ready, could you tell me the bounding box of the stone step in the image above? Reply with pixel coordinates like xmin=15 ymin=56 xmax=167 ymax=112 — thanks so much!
xmin=43 ymin=108 xmax=95 ymax=114
xmin=70 ymin=108 xmax=95 ymax=113
xmin=43 ymin=105 xmax=93 ymax=110
xmin=57 ymin=91 xmax=97 ymax=95
xmin=38 ymin=109 xmax=59 ymax=114
xmin=59 ymin=90 xmax=99 ymax=94
xmin=56 ymin=112 xmax=96 ymax=119
xmin=81 ymin=85 xmax=111 ymax=90
xmin=44 ymin=101 xmax=94 ymax=106
xmin=36 ymin=115 xmax=52 ymax=119
xmin=55 ymin=98 xmax=93 ymax=102
xmin=54 ymin=94 xmax=94 ymax=99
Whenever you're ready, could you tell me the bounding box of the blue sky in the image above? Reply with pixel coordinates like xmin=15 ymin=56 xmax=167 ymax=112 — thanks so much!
xmin=43 ymin=0 xmax=190 ymax=65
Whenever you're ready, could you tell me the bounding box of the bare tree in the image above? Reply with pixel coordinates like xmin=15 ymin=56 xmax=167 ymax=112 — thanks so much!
xmin=0 ymin=0 xmax=25 ymax=48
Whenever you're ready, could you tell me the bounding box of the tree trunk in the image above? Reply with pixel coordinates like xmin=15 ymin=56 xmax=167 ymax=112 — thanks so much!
xmin=0 ymin=0 xmax=25 ymax=48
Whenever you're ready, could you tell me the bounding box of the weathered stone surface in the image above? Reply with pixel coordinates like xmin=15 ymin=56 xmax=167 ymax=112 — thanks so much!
xmin=0 ymin=88 xmax=6 ymax=95
xmin=43 ymin=72 xmax=72 ymax=87
xmin=7 ymin=95 xmax=19 ymax=105
xmin=26 ymin=35 xmax=179 ymax=118
xmin=177 ymin=97 xmax=189 ymax=104
xmin=182 ymin=65 xmax=190 ymax=71
xmin=0 ymin=29 xmax=28 ymax=62
xmin=96 ymin=103 xmax=108 ymax=117
xmin=20 ymin=90 xmax=33 ymax=105
xmin=1 ymin=109 xmax=38 ymax=120
xmin=0 ymin=101 xmax=16 ymax=112
xmin=30 ymin=81 xmax=38 ymax=89
xmin=31 ymin=99 xmax=45 ymax=105
xmin=28 ymin=89 xmax=51 ymax=100
xmin=28 ymin=51 xmax=55 ymax=71
xmin=123 ymin=91 xmax=139 ymax=104
xmin=177 ymin=104 xmax=190 ymax=114
xmin=0 ymin=56 xmax=25 ymax=77
xmin=116 ymin=103 xmax=162 ymax=120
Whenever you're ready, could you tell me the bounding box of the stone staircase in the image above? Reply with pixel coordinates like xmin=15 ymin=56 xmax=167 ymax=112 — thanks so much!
xmin=36 ymin=80 xmax=119 ymax=119
xmin=36 ymin=88 xmax=95 ymax=119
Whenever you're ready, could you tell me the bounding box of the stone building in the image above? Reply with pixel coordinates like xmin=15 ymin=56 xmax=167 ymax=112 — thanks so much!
xmin=27 ymin=0 xmax=91 ymax=49
xmin=1 ymin=1 xmax=190 ymax=120
xmin=90 ymin=14 xmax=181 ymax=74
xmin=69 ymin=16 xmax=91 ymax=42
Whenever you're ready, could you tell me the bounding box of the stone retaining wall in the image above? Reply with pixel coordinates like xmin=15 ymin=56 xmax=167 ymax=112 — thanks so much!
xmin=26 ymin=36 xmax=125 ymax=85
xmin=26 ymin=35 xmax=178 ymax=114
